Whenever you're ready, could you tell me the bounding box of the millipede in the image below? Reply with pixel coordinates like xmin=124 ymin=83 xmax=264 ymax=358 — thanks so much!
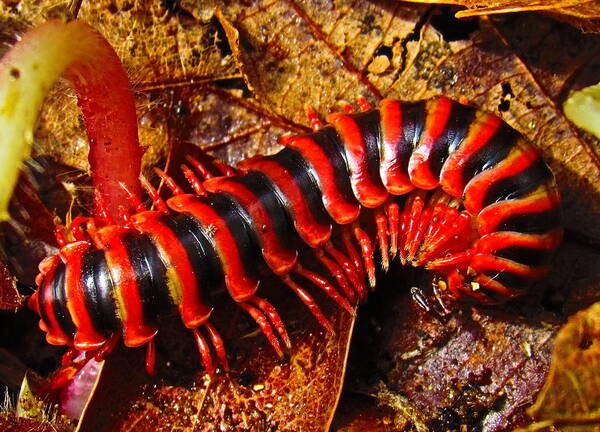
xmin=27 ymin=95 xmax=562 ymax=376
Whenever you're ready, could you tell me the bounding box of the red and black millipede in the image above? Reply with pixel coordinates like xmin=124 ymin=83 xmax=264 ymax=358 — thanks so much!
xmin=29 ymin=96 xmax=562 ymax=375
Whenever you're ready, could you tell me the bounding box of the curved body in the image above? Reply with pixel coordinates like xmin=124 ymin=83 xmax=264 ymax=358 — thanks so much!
xmin=31 ymin=97 xmax=562 ymax=368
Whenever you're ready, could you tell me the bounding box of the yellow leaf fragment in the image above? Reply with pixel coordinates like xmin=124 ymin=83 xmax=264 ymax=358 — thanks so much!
xmin=0 ymin=20 xmax=98 ymax=221
xmin=17 ymin=373 xmax=47 ymax=420
xmin=564 ymin=82 xmax=600 ymax=139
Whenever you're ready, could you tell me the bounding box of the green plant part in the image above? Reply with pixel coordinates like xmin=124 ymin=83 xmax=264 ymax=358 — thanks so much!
xmin=564 ymin=81 xmax=600 ymax=140
xmin=0 ymin=19 xmax=141 ymax=221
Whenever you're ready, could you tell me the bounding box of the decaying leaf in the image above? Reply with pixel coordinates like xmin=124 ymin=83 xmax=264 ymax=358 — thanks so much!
xmin=337 ymin=267 xmax=559 ymax=432
xmin=16 ymin=373 xmax=46 ymax=420
xmin=0 ymin=260 xmax=20 ymax=311
xmin=0 ymin=1 xmax=599 ymax=431
xmin=78 ymin=296 xmax=355 ymax=432
xmin=0 ymin=372 xmax=74 ymax=432
xmin=401 ymin=0 xmax=600 ymax=33
xmin=0 ymin=413 xmax=64 ymax=432
xmin=523 ymin=301 xmax=600 ymax=431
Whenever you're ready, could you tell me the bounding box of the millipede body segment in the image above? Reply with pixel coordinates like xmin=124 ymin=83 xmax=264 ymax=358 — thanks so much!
xmin=29 ymin=97 xmax=562 ymax=374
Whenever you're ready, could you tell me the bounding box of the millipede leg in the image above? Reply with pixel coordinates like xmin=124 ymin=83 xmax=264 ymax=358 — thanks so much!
xmin=249 ymin=295 xmax=291 ymax=349
xmin=353 ymin=225 xmax=376 ymax=289
xmin=40 ymin=354 xmax=90 ymax=393
xmin=120 ymin=181 xmax=147 ymax=213
xmin=339 ymin=101 xmax=355 ymax=113
xmin=61 ymin=347 xmax=79 ymax=366
xmin=145 ymin=338 xmax=156 ymax=376
xmin=204 ymin=322 xmax=228 ymax=370
xmin=154 ymin=167 xmax=185 ymax=195
xmin=181 ymin=163 xmax=207 ymax=196
xmin=374 ymin=209 xmax=389 ymax=272
xmin=403 ymin=191 xmax=426 ymax=262
xmin=212 ymin=159 xmax=237 ymax=177
xmin=54 ymin=223 xmax=67 ymax=247
xmin=323 ymin=243 xmax=364 ymax=302
xmin=238 ymin=302 xmax=284 ymax=358
xmin=446 ymin=269 xmax=465 ymax=299
xmin=406 ymin=206 xmax=433 ymax=263
xmin=192 ymin=327 xmax=216 ymax=375
xmin=186 ymin=155 xmax=212 ymax=180
xmin=186 ymin=154 xmax=236 ymax=179
xmin=283 ymin=276 xmax=333 ymax=333
xmin=140 ymin=175 xmax=169 ymax=213
xmin=67 ymin=216 xmax=105 ymax=250
xmin=420 ymin=202 xmax=447 ymax=250
xmin=315 ymin=250 xmax=357 ymax=304
xmin=357 ymin=97 xmax=372 ymax=111
xmin=426 ymin=249 xmax=475 ymax=270
xmin=69 ymin=216 xmax=91 ymax=241
xmin=94 ymin=332 xmax=120 ymax=361
xmin=386 ymin=202 xmax=399 ymax=258
xmin=341 ymin=227 xmax=367 ymax=300
xmin=306 ymin=106 xmax=324 ymax=131
xmin=294 ymin=265 xmax=355 ymax=314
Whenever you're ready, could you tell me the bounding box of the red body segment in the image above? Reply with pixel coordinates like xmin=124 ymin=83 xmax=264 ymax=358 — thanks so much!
xmin=408 ymin=97 xmax=454 ymax=190
xmin=60 ymin=241 xmax=107 ymax=350
xmin=168 ymin=194 xmax=260 ymax=303
xmin=284 ymin=136 xmax=361 ymax=224
xmin=237 ymin=157 xmax=332 ymax=248
xmin=328 ymin=112 xmax=389 ymax=207
xmin=379 ymin=99 xmax=414 ymax=195
xmin=130 ymin=211 xmax=213 ymax=329
xmin=204 ymin=177 xmax=298 ymax=275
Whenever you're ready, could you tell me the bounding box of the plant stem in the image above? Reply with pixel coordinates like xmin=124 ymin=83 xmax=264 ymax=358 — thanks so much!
xmin=0 ymin=19 xmax=141 ymax=221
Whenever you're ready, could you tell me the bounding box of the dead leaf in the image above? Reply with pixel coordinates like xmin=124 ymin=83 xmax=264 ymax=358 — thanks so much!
xmin=0 ymin=1 xmax=599 ymax=432
xmin=401 ymin=0 xmax=600 ymax=33
xmin=0 ymin=373 xmax=75 ymax=432
xmin=339 ymin=266 xmax=558 ymax=431
xmin=331 ymin=394 xmax=397 ymax=431
xmin=524 ymin=301 xmax=600 ymax=431
xmin=0 ymin=260 xmax=20 ymax=311
xmin=0 ymin=413 xmax=66 ymax=432
xmin=78 ymin=294 xmax=355 ymax=432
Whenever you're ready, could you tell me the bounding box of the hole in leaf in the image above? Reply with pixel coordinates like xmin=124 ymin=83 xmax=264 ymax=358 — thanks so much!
xmin=498 ymin=99 xmax=510 ymax=112
xmin=501 ymin=82 xmax=514 ymax=98
xmin=213 ymin=77 xmax=252 ymax=98
xmin=374 ymin=43 xmax=393 ymax=60
xmin=580 ymin=332 xmax=593 ymax=350
xmin=430 ymin=7 xmax=479 ymax=42
xmin=210 ymin=16 xmax=233 ymax=57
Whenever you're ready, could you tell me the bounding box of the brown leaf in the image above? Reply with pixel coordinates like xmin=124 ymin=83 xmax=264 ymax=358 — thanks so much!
xmin=0 ymin=414 xmax=64 ymax=432
xmin=0 ymin=373 xmax=74 ymax=432
xmin=1 ymin=1 xmax=600 ymax=431
xmin=78 ymin=293 xmax=355 ymax=432
xmin=0 ymin=260 xmax=21 ymax=310
xmin=401 ymin=0 xmax=600 ymax=33
xmin=1 ymin=169 xmax=59 ymax=288
xmin=331 ymin=394 xmax=397 ymax=431
xmin=339 ymin=269 xmax=558 ymax=431
xmin=524 ymin=301 xmax=600 ymax=431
